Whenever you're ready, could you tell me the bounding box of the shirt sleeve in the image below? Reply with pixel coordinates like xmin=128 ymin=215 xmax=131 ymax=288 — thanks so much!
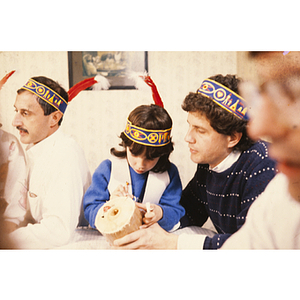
xmin=157 ymin=163 xmax=185 ymax=232
xmin=177 ymin=233 xmax=207 ymax=250
xmin=83 ymin=159 xmax=111 ymax=228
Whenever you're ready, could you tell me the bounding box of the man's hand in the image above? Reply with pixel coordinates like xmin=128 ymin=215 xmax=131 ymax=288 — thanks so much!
xmin=112 ymin=223 xmax=178 ymax=249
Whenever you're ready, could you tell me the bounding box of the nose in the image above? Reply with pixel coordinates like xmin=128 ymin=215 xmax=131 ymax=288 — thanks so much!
xmin=12 ymin=112 xmax=22 ymax=127
xmin=135 ymin=157 xmax=146 ymax=170
xmin=247 ymin=96 xmax=288 ymax=141
xmin=184 ymin=126 xmax=195 ymax=144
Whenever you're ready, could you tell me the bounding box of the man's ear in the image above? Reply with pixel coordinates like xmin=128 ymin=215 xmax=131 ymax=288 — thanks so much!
xmin=49 ymin=111 xmax=63 ymax=127
xmin=228 ymin=131 xmax=243 ymax=149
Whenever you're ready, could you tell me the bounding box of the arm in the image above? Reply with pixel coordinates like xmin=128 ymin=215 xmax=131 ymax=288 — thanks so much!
xmin=83 ymin=159 xmax=111 ymax=228
xmin=135 ymin=202 xmax=163 ymax=229
xmin=124 ymin=164 xmax=184 ymax=231
xmin=156 ymin=164 xmax=185 ymax=231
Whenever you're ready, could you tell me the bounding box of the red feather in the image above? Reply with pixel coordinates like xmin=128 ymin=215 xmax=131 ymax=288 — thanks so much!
xmin=68 ymin=77 xmax=97 ymax=102
xmin=0 ymin=70 xmax=16 ymax=90
xmin=142 ymin=75 xmax=164 ymax=108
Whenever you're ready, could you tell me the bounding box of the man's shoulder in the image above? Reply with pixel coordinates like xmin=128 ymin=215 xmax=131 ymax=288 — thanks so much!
xmin=244 ymin=140 xmax=270 ymax=155
xmin=238 ymin=141 xmax=276 ymax=172
xmin=241 ymin=141 xmax=274 ymax=162
xmin=56 ymin=130 xmax=82 ymax=150
xmin=50 ymin=130 xmax=86 ymax=162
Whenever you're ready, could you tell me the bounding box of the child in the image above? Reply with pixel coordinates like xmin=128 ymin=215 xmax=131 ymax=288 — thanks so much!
xmin=83 ymin=103 xmax=185 ymax=232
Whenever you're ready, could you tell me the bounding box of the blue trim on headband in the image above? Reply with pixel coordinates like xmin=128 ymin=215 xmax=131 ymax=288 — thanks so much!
xmin=124 ymin=119 xmax=171 ymax=147
xmin=22 ymin=79 xmax=68 ymax=114
xmin=198 ymin=79 xmax=248 ymax=120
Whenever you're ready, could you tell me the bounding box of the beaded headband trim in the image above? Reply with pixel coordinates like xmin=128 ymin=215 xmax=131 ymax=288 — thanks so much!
xmin=22 ymin=79 xmax=68 ymax=114
xmin=197 ymin=79 xmax=249 ymax=120
xmin=124 ymin=119 xmax=171 ymax=147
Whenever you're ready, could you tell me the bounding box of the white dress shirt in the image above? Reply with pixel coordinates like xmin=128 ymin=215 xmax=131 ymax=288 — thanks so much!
xmin=10 ymin=128 xmax=91 ymax=249
xmin=221 ymin=173 xmax=300 ymax=249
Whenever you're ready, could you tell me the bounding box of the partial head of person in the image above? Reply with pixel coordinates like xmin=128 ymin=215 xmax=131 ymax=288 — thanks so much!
xmin=111 ymin=104 xmax=174 ymax=173
xmin=12 ymin=75 xmax=100 ymax=145
xmin=182 ymin=74 xmax=254 ymax=167
xmin=0 ymin=70 xmax=16 ymax=128
xmin=12 ymin=76 xmax=68 ymax=145
xmin=241 ymin=51 xmax=300 ymax=190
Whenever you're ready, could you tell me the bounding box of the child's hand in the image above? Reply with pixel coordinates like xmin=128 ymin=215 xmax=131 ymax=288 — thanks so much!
xmin=111 ymin=184 xmax=131 ymax=199
xmin=135 ymin=202 xmax=163 ymax=228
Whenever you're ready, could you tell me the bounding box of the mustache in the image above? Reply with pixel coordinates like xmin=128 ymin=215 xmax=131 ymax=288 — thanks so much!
xmin=16 ymin=126 xmax=28 ymax=133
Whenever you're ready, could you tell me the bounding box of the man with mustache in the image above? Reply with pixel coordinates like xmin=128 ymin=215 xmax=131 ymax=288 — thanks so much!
xmin=9 ymin=76 xmax=91 ymax=249
xmin=112 ymin=74 xmax=277 ymax=249
xmin=221 ymin=51 xmax=300 ymax=249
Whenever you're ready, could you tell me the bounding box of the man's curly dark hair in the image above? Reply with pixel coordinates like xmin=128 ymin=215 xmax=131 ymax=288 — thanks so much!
xmin=182 ymin=74 xmax=254 ymax=152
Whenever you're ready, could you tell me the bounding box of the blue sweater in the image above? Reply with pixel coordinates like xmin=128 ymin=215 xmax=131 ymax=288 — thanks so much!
xmin=180 ymin=141 xmax=277 ymax=249
xmin=83 ymin=159 xmax=185 ymax=231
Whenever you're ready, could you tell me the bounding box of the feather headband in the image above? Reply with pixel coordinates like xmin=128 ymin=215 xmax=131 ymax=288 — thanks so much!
xmin=21 ymin=75 xmax=110 ymax=114
xmin=124 ymin=74 xmax=171 ymax=146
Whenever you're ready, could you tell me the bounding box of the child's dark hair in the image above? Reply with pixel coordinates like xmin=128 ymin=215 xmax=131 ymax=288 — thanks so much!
xmin=110 ymin=104 xmax=174 ymax=173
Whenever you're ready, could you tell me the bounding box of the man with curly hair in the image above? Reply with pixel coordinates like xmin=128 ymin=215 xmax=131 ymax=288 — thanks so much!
xmin=177 ymin=74 xmax=277 ymax=249
xmin=112 ymin=74 xmax=277 ymax=250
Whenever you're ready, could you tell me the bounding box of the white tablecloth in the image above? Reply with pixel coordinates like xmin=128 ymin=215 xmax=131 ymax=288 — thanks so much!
xmin=55 ymin=225 xmax=217 ymax=249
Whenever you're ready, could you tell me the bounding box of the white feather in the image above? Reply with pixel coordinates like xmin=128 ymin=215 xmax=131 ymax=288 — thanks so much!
xmin=128 ymin=70 xmax=149 ymax=91
xmin=92 ymin=74 xmax=111 ymax=90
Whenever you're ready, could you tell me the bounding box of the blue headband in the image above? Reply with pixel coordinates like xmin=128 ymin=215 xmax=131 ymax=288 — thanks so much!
xmin=22 ymin=79 xmax=68 ymax=114
xmin=197 ymin=79 xmax=249 ymax=120
xmin=124 ymin=119 xmax=171 ymax=147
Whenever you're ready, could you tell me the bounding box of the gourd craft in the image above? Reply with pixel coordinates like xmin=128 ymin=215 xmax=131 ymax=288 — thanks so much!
xmin=95 ymin=196 xmax=143 ymax=243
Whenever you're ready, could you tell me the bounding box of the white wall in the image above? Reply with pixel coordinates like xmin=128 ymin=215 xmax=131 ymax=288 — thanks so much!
xmin=0 ymin=51 xmax=240 ymax=187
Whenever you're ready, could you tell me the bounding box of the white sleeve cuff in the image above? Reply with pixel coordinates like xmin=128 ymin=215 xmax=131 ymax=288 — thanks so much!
xmin=177 ymin=233 xmax=207 ymax=250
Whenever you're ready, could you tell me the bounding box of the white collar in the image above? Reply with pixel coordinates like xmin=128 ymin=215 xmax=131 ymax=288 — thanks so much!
xmin=209 ymin=150 xmax=242 ymax=173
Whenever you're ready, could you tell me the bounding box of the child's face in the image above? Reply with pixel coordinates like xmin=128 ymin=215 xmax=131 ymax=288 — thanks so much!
xmin=126 ymin=147 xmax=160 ymax=174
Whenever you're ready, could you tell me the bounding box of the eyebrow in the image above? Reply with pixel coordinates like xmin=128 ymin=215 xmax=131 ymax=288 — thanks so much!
xmin=14 ymin=105 xmax=33 ymax=113
xmin=194 ymin=125 xmax=207 ymax=131
xmin=187 ymin=119 xmax=204 ymax=128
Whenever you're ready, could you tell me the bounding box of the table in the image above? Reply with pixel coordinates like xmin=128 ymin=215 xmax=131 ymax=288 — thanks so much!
xmin=55 ymin=225 xmax=216 ymax=249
